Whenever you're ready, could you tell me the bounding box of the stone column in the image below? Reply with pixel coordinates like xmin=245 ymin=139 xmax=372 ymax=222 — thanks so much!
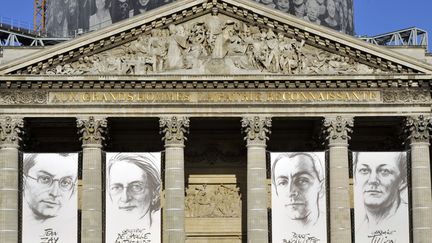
xmin=160 ymin=116 xmax=189 ymax=243
xmin=405 ymin=115 xmax=432 ymax=243
xmin=77 ymin=116 xmax=107 ymax=243
xmin=323 ymin=116 xmax=353 ymax=243
xmin=0 ymin=117 xmax=23 ymax=243
xmin=241 ymin=116 xmax=271 ymax=243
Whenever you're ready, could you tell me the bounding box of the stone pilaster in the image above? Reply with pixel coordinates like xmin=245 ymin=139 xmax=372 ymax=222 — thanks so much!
xmin=405 ymin=115 xmax=432 ymax=243
xmin=77 ymin=116 xmax=107 ymax=243
xmin=160 ymin=116 xmax=189 ymax=243
xmin=241 ymin=116 xmax=271 ymax=243
xmin=323 ymin=116 xmax=353 ymax=243
xmin=0 ymin=117 xmax=23 ymax=243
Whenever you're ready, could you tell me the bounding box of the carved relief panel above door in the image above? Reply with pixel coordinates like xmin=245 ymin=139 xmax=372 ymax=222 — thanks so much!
xmin=185 ymin=175 xmax=243 ymax=243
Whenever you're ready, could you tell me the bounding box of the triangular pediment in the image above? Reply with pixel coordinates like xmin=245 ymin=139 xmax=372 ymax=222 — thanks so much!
xmin=0 ymin=0 xmax=431 ymax=76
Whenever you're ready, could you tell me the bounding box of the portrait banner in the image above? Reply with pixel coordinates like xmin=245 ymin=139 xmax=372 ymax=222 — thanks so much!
xmin=352 ymin=151 xmax=410 ymax=243
xmin=270 ymin=152 xmax=327 ymax=243
xmin=22 ymin=153 xmax=79 ymax=243
xmin=105 ymin=152 xmax=162 ymax=243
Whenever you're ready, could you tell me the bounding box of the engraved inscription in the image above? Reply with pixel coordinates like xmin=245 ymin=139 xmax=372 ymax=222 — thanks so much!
xmin=48 ymin=91 xmax=381 ymax=104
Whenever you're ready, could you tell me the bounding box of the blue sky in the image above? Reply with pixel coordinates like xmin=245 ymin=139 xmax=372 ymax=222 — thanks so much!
xmin=0 ymin=0 xmax=431 ymax=51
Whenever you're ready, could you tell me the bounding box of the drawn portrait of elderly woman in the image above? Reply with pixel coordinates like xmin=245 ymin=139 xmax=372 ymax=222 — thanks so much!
xmin=106 ymin=152 xmax=162 ymax=243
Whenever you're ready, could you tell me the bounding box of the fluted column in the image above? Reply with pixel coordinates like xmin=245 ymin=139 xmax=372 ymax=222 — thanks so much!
xmin=241 ymin=116 xmax=271 ymax=243
xmin=323 ymin=116 xmax=353 ymax=243
xmin=0 ymin=117 xmax=23 ymax=243
xmin=405 ymin=115 xmax=432 ymax=243
xmin=160 ymin=116 xmax=189 ymax=243
xmin=77 ymin=116 xmax=107 ymax=243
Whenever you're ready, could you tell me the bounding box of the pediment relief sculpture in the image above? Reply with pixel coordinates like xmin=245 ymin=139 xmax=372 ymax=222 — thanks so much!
xmin=44 ymin=15 xmax=381 ymax=75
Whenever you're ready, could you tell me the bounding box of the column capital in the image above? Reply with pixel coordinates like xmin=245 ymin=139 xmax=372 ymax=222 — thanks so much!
xmin=77 ymin=116 xmax=107 ymax=147
xmin=241 ymin=116 xmax=271 ymax=146
xmin=159 ymin=116 xmax=190 ymax=145
xmin=0 ymin=116 xmax=24 ymax=148
xmin=323 ymin=116 xmax=354 ymax=146
xmin=405 ymin=115 xmax=431 ymax=144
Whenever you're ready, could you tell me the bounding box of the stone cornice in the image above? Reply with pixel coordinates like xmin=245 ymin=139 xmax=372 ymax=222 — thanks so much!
xmin=0 ymin=0 xmax=431 ymax=75
xmin=0 ymin=75 xmax=430 ymax=90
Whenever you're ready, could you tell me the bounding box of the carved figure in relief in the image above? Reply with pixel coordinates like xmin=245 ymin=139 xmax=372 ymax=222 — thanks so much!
xmin=264 ymin=29 xmax=281 ymax=72
xmin=167 ymin=24 xmax=187 ymax=69
xmin=185 ymin=184 xmax=241 ymax=218
xmin=47 ymin=16 xmax=380 ymax=75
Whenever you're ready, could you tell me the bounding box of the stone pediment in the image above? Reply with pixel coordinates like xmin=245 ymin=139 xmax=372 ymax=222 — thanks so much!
xmin=0 ymin=0 xmax=431 ymax=76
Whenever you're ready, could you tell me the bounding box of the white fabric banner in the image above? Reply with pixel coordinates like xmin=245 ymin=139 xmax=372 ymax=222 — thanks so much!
xmin=22 ymin=153 xmax=78 ymax=243
xmin=353 ymin=151 xmax=410 ymax=243
xmin=271 ymin=152 xmax=327 ymax=243
xmin=105 ymin=152 xmax=162 ymax=243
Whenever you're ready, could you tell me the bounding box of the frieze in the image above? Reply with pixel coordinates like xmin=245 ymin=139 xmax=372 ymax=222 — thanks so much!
xmin=43 ymin=15 xmax=382 ymax=76
xmin=2 ymin=89 xmax=431 ymax=105
xmin=382 ymin=90 xmax=430 ymax=103
xmin=0 ymin=90 xmax=47 ymax=104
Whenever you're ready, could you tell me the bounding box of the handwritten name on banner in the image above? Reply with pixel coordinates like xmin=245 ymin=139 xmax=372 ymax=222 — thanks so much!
xmin=284 ymin=232 xmax=321 ymax=243
xmin=49 ymin=91 xmax=380 ymax=104
xmin=115 ymin=228 xmax=152 ymax=243
xmin=40 ymin=228 xmax=59 ymax=243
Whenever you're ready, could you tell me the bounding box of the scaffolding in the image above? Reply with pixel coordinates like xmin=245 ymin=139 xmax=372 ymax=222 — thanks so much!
xmin=34 ymin=0 xmax=46 ymax=34
xmin=359 ymin=27 xmax=428 ymax=50
xmin=0 ymin=16 xmax=69 ymax=47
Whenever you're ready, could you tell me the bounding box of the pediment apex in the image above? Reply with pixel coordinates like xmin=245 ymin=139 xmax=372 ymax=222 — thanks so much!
xmin=0 ymin=0 xmax=431 ymax=75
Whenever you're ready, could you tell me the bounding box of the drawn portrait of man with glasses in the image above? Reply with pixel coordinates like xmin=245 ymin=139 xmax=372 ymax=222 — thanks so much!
xmin=22 ymin=153 xmax=78 ymax=243
xmin=106 ymin=153 xmax=161 ymax=242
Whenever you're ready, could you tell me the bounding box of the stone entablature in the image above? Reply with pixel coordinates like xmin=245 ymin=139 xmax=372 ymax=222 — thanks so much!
xmin=0 ymin=89 xmax=429 ymax=105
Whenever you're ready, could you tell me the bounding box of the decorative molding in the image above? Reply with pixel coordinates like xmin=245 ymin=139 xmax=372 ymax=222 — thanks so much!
xmin=159 ymin=116 xmax=190 ymax=144
xmin=42 ymin=15 xmax=382 ymax=76
xmin=185 ymin=184 xmax=241 ymax=218
xmin=323 ymin=116 xmax=354 ymax=144
xmin=76 ymin=116 xmax=107 ymax=145
xmin=241 ymin=116 xmax=271 ymax=143
xmin=383 ymin=90 xmax=430 ymax=103
xmin=405 ymin=115 xmax=431 ymax=144
xmin=0 ymin=116 xmax=24 ymax=146
xmin=0 ymin=91 xmax=47 ymax=104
